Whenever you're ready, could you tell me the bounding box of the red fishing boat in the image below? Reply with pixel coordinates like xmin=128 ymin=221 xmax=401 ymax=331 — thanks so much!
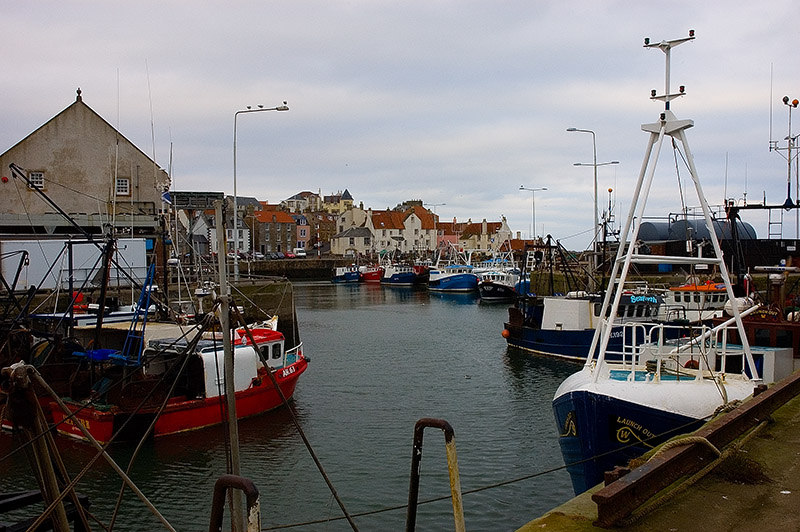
xmin=359 ymin=264 xmax=384 ymax=283
xmin=49 ymin=327 xmax=308 ymax=443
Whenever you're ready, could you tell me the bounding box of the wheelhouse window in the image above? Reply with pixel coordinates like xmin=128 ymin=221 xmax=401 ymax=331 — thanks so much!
xmin=272 ymin=343 xmax=282 ymax=359
xmin=28 ymin=171 xmax=45 ymax=189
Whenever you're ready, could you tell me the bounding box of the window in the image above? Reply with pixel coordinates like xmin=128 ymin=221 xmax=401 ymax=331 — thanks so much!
xmin=116 ymin=178 xmax=130 ymax=196
xmin=272 ymin=343 xmax=282 ymax=360
xmin=28 ymin=171 xmax=44 ymax=189
xmin=300 ymin=229 xmax=307 ymax=237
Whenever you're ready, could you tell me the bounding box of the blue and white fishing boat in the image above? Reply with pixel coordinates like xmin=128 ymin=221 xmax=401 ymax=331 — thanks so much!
xmin=427 ymin=245 xmax=478 ymax=292
xmin=428 ymin=264 xmax=478 ymax=292
xmin=553 ymin=32 xmax=765 ymax=495
xmin=331 ymin=264 xmax=361 ymax=283
xmin=381 ymin=263 xmax=420 ymax=286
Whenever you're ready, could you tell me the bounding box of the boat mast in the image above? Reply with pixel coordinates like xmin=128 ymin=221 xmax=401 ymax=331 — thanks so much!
xmin=214 ymin=200 xmax=244 ymax=532
xmin=585 ymin=30 xmax=760 ymax=384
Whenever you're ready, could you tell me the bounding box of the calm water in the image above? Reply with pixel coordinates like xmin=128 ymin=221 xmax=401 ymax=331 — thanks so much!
xmin=1 ymin=282 xmax=578 ymax=531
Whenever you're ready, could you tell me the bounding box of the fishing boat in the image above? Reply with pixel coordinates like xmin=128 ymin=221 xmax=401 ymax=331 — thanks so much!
xmin=381 ymin=263 xmax=424 ymax=286
xmin=359 ymin=263 xmax=384 ymax=283
xmin=475 ymin=246 xmax=525 ymax=301
xmin=661 ymin=279 xmax=729 ymax=323
xmin=427 ymin=246 xmax=478 ymax=292
xmin=49 ymin=325 xmax=308 ymax=443
xmin=477 ymin=268 xmax=523 ymax=301
xmin=552 ymin=32 xmax=770 ymax=495
xmin=428 ymin=264 xmax=478 ymax=292
xmin=331 ymin=263 xmax=361 ymax=283
xmin=504 ymin=287 xmax=668 ymax=361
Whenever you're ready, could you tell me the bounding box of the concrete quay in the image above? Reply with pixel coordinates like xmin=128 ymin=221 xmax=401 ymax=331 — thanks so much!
xmin=517 ymin=373 xmax=800 ymax=532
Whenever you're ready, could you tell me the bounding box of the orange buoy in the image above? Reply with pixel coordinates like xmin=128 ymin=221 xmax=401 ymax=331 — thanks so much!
xmin=501 ymin=329 xmax=511 ymax=338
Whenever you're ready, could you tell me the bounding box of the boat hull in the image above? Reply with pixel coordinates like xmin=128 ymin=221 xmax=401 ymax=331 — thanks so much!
xmin=50 ymin=357 xmax=308 ymax=444
xmin=552 ymin=367 xmax=755 ymax=495
xmin=331 ymin=271 xmax=360 ymax=283
xmin=428 ymin=273 xmax=478 ymax=292
xmin=381 ymin=272 xmax=420 ymax=286
xmin=478 ymin=281 xmax=517 ymax=301
xmin=503 ymin=322 xmax=675 ymax=362
xmin=504 ymin=323 xmax=610 ymax=361
xmin=360 ymin=268 xmax=384 ymax=283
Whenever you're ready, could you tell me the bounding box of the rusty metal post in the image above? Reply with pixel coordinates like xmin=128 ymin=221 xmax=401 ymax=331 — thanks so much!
xmin=405 ymin=418 xmax=466 ymax=532
xmin=1 ymin=361 xmax=71 ymax=532
xmin=208 ymin=475 xmax=261 ymax=532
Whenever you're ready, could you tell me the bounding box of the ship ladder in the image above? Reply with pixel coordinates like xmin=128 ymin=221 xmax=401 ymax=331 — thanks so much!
xmin=111 ymin=263 xmax=156 ymax=367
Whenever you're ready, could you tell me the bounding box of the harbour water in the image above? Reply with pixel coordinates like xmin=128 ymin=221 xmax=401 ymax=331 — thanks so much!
xmin=1 ymin=281 xmax=578 ymax=531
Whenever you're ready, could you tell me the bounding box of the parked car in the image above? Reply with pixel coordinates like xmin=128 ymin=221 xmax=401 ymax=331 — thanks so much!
xmin=252 ymin=251 xmax=266 ymax=260
xmin=293 ymin=248 xmax=307 ymax=257
xmin=275 ymin=252 xmax=285 ymax=259
xmin=284 ymin=252 xmax=295 ymax=259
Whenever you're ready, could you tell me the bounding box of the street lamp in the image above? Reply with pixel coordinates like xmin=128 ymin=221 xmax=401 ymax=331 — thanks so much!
xmin=233 ymin=102 xmax=289 ymax=281
xmin=424 ymin=202 xmax=446 ymax=252
xmin=519 ymin=186 xmax=546 ymax=239
xmin=566 ymin=127 xmax=618 ymax=283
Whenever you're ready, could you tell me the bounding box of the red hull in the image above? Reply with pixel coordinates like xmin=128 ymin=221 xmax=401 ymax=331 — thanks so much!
xmin=50 ymin=357 xmax=308 ymax=444
xmin=361 ymin=268 xmax=384 ymax=283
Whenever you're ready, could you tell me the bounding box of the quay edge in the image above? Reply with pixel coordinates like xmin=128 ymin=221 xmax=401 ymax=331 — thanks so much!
xmin=516 ymin=372 xmax=800 ymax=532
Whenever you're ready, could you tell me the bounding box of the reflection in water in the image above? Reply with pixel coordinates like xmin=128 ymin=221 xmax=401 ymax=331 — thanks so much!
xmin=0 ymin=282 xmax=576 ymax=532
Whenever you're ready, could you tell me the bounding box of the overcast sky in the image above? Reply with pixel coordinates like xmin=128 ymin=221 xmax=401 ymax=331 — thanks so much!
xmin=4 ymin=2 xmax=799 ymax=249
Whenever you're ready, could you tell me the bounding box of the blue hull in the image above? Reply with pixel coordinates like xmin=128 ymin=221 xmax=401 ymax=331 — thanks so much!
xmin=503 ymin=324 xmax=626 ymax=361
xmin=552 ymin=389 xmax=702 ymax=495
xmin=428 ymin=273 xmax=478 ymax=292
xmin=503 ymin=318 xmax=683 ymax=362
xmin=381 ymin=272 xmax=419 ymax=286
xmin=332 ymin=271 xmax=360 ymax=283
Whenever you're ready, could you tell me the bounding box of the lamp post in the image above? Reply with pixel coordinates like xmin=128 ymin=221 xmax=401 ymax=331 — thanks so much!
xmin=424 ymin=202 xmax=446 ymax=252
xmin=233 ymin=102 xmax=289 ymax=281
xmin=566 ymin=127 xmax=618 ymax=285
xmin=519 ymin=186 xmax=546 ymax=240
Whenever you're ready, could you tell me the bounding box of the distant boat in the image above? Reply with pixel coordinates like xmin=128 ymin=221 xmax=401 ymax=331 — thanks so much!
xmin=50 ymin=326 xmax=308 ymax=443
xmin=359 ymin=264 xmax=384 ymax=283
xmin=331 ymin=264 xmax=361 ymax=283
xmin=477 ymin=268 xmax=522 ymax=301
xmin=381 ymin=263 xmax=423 ymax=286
xmin=427 ymin=246 xmax=478 ymax=292
xmin=428 ymin=264 xmax=478 ymax=292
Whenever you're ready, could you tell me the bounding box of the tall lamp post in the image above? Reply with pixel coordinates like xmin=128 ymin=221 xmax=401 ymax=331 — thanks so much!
xmin=566 ymin=127 xmax=618 ymax=286
xmin=519 ymin=186 xmax=547 ymax=240
xmin=233 ymin=102 xmax=289 ymax=281
xmin=424 ymin=202 xmax=446 ymax=252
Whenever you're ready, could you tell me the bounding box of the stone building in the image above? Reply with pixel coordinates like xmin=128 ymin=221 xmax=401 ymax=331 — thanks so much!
xmin=0 ymin=89 xmax=169 ymax=239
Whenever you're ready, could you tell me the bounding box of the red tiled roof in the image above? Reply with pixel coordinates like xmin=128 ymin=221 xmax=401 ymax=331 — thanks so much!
xmin=371 ymin=210 xmax=405 ymax=230
xmin=254 ymin=210 xmax=295 ymax=224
